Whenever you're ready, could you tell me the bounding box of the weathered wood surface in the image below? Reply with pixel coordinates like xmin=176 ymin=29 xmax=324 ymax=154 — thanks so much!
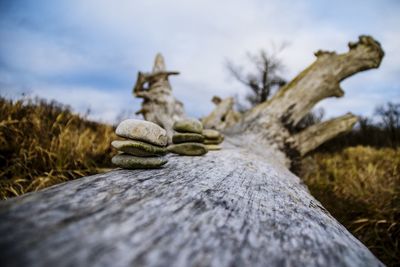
xmin=293 ymin=113 xmax=358 ymax=156
xmin=0 ymin=138 xmax=382 ymax=267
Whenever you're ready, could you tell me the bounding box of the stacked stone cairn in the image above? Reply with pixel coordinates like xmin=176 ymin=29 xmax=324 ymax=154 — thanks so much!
xmin=168 ymin=118 xmax=208 ymax=156
xmin=202 ymin=129 xmax=224 ymax=150
xmin=111 ymin=119 xmax=168 ymax=169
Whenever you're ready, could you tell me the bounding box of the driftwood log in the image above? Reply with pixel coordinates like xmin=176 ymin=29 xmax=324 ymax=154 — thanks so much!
xmin=0 ymin=146 xmax=383 ymax=267
xmin=0 ymin=36 xmax=384 ymax=267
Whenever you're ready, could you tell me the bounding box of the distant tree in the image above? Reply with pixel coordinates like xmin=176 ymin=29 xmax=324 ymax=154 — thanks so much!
xmin=227 ymin=49 xmax=286 ymax=107
xmin=315 ymin=102 xmax=400 ymax=152
xmin=357 ymin=116 xmax=374 ymax=131
xmin=375 ymin=102 xmax=400 ymax=147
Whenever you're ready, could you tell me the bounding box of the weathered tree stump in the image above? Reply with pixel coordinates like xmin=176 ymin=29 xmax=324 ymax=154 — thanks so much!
xmin=133 ymin=53 xmax=185 ymax=141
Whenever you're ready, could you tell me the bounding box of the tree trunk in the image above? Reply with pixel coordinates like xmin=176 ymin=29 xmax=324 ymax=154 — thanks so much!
xmin=0 ymin=36 xmax=385 ymax=267
xmin=0 ymin=141 xmax=383 ymax=267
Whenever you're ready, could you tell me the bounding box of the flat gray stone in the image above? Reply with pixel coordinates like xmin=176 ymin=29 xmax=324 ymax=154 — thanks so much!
xmin=202 ymin=129 xmax=221 ymax=139
xmin=111 ymin=140 xmax=167 ymax=157
xmin=115 ymin=119 xmax=168 ymax=147
xmin=204 ymin=136 xmax=224 ymax=145
xmin=172 ymin=133 xmax=204 ymax=144
xmin=173 ymin=118 xmax=203 ymax=134
xmin=167 ymin=143 xmax=207 ymax=156
xmin=111 ymin=154 xmax=167 ymax=169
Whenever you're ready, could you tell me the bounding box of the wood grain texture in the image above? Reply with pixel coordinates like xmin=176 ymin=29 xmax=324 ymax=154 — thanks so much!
xmin=293 ymin=113 xmax=358 ymax=156
xmin=0 ymin=138 xmax=383 ymax=267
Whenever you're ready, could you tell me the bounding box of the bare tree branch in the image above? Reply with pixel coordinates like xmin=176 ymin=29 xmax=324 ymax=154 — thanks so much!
xmin=227 ymin=49 xmax=287 ymax=107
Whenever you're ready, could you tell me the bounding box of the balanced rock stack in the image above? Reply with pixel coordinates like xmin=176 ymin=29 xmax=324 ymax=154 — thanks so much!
xmin=168 ymin=118 xmax=208 ymax=156
xmin=202 ymin=129 xmax=224 ymax=150
xmin=111 ymin=119 xmax=168 ymax=169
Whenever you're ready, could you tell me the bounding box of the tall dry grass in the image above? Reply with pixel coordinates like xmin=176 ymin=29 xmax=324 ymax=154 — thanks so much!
xmin=301 ymin=146 xmax=400 ymax=266
xmin=0 ymin=97 xmax=116 ymax=199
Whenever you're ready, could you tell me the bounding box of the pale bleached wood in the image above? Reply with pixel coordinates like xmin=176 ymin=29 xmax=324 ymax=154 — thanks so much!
xmin=201 ymin=97 xmax=241 ymax=130
xmin=293 ymin=113 xmax=358 ymax=156
xmin=0 ymin=138 xmax=383 ymax=267
xmin=133 ymin=53 xmax=185 ymax=140
xmin=244 ymin=35 xmax=384 ymax=128
xmin=204 ymin=36 xmax=384 ymax=165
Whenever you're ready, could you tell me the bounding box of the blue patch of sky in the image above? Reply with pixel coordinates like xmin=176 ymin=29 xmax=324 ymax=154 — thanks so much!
xmin=0 ymin=0 xmax=141 ymax=93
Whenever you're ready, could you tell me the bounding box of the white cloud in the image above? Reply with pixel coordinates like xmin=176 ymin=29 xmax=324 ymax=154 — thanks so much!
xmin=0 ymin=27 xmax=87 ymax=76
xmin=38 ymin=85 xmax=141 ymax=123
xmin=0 ymin=78 xmax=141 ymax=124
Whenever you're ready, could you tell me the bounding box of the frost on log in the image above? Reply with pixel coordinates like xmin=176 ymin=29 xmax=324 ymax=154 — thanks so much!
xmin=0 ymin=36 xmax=385 ymax=267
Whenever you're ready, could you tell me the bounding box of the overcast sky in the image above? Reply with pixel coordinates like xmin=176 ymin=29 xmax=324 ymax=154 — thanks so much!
xmin=0 ymin=0 xmax=399 ymax=123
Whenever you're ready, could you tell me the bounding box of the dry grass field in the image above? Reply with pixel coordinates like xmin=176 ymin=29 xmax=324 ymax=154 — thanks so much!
xmin=0 ymin=97 xmax=116 ymax=199
xmin=301 ymin=146 xmax=400 ymax=266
